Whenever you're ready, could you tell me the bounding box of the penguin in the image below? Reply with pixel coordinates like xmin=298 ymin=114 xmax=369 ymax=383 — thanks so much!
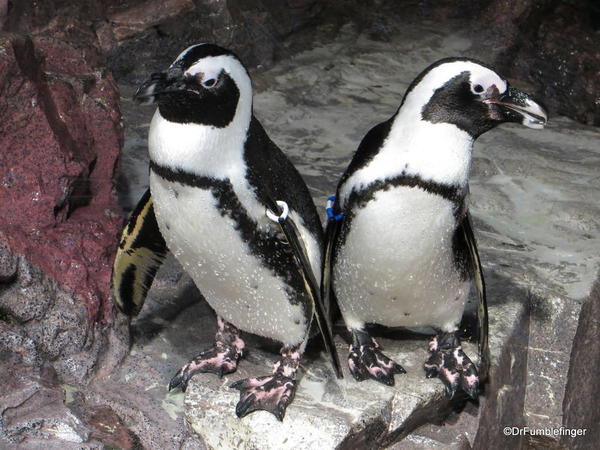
xmin=111 ymin=43 xmax=340 ymax=421
xmin=322 ymin=57 xmax=547 ymax=398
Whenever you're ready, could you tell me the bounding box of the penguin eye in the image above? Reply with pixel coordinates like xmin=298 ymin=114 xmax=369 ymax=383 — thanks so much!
xmin=202 ymin=77 xmax=218 ymax=88
xmin=472 ymin=84 xmax=484 ymax=94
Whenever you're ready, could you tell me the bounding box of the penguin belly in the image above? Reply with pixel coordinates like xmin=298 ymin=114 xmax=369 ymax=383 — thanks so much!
xmin=334 ymin=186 xmax=470 ymax=332
xmin=149 ymin=173 xmax=309 ymax=346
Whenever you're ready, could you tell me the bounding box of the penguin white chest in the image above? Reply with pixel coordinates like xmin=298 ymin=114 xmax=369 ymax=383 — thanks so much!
xmin=334 ymin=186 xmax=470 ymax=332
xmin=149 ymin=172 xmax=308 ymax=346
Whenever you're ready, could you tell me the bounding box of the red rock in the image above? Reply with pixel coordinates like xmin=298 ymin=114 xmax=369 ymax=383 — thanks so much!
xmin=0 ymin=30 xmax=123 ymax=324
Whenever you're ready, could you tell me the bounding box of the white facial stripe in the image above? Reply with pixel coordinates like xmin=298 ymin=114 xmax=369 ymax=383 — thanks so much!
xmin=470 ymin=72 xmax=507 ymax=94
xmin=186 ymin=55 xmax=248 ymax=85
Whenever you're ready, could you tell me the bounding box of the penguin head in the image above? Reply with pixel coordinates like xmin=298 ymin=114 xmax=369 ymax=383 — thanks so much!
xmin=400 ymin=58 xmax=548 ymax=138
xmin=134 ymin=43 xmax=252 ymax=128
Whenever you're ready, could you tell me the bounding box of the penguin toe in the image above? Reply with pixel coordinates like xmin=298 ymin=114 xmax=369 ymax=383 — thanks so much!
xmin=231 ymin=374 xmax=297 ymax=421
xmin=168 ymin=369 xmax=187 ymax=391
xmin=348 ymin=350 xmax=369 ymax=381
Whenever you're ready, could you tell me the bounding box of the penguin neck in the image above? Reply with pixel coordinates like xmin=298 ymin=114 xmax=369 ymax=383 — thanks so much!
xmin=339 ymin=112 xmax=474 ymax=208
xmin=148 ymin=89 xmax=253 ymax=181
xmin=383 ymin=109 xmax=475 ymax=188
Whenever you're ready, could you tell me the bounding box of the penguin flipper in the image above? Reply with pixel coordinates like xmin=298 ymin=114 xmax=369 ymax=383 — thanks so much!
xmin=275 ymin=211 xmax=343 ymax=379
xmin=321 ymin=215 xmax=341 ymax=329
xmin=460 ymin=212 xmax=490 ymax=382
xmin=111 ymin=189 xmax=168 ymax=316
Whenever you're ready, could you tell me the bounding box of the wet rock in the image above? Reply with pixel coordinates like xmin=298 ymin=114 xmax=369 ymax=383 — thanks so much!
xmin=0 ymin=354 xmax=90 ymax=446
xmin=3 ymin=0 xmax=322 ymax=83
xmin=107 ymin=0 xmax=195 ymax=42
xmin=472 ymin=292 xmax=530 ymax=449
xmin=74 ymin=261 xmax=210 ymax=449
xmin=561 ymin=277 xmax=600 ymax=449
xmin=68 ymin=402 xmax=143 ymax=449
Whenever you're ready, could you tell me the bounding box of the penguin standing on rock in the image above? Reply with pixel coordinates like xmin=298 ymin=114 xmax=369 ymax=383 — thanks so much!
xmin=323 ymin=58 xmax=547 ymax=397
xmin=111 ymin=43 xmax=340 ymax=421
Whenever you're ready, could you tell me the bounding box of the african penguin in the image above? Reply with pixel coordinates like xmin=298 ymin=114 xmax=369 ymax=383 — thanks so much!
xmin=111 ymin=43 xmax=339 ymax=420
xmin=323 ymin=58 xmax=547 ymax=397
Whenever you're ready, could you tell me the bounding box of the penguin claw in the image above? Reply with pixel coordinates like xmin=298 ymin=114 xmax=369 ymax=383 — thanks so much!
xmin=169 ymin=342 xmax=244 ymax=392
xmin=230 ymin=374 xmax=297 ymax=421
xmin=424 ymin=332 xmax=480 ymax=399
xmin=348 ymin=332 xmax=406 ymax=386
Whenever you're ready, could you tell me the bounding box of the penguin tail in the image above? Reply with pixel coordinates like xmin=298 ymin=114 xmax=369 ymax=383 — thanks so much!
xmin=111 ymin=189 xmax=168 ymax=316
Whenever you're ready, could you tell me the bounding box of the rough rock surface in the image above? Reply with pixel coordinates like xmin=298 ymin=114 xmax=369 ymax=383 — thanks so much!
xmin=561 ymin=278 xmax=600 ymax=449
xmin=0 ymin=27 xmax=128 ymax=445
xmin=103 ymin=0 xmax=324 ymax=83
xmin=0 ymin=352 xmax=90 ymax=446
xmin=0 ymin=30 xmax=123 ymax=324
xmin=1 ymin=0 xmax=323 ymax=83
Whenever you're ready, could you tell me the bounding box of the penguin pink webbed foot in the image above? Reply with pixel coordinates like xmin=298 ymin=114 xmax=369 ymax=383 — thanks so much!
xmin=424 ymin=332 xmax=479 ymax=399
xmin=230 ymin=347 xmax=300 ymax=421
xmin=348 ymin=329 xmax=406 ymax=386
xmin=169 ymin=317 xmax=245 ymax=392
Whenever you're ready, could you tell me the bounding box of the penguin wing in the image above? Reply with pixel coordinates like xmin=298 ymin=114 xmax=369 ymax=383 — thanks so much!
xmin=276 ymin=211 xmax=342 ymax=378
xmin=111 ymin=189 xmax=168 ymax=316
xmin=321 ymin=213 xmax=341 ymax=333
xmin=460 ymin=212 xmax=490 ymax=381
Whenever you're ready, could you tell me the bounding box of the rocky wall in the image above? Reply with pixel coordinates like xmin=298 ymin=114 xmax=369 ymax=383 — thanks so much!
xmin=0 ymin=25 xmax=128 ymax=382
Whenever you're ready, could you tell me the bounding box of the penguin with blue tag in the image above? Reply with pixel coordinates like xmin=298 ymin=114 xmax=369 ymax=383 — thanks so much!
xmin=111 ymin=43 xmax=341 ymax=421
xmin=323 ymin=58 xmax=547 ymax=397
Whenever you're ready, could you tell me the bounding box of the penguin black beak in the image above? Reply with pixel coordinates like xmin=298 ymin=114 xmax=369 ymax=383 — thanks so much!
xmin=133 ymin=67 xmax=189 ymax=105
xmin=484 ymin=87 xmax=548 ymax=129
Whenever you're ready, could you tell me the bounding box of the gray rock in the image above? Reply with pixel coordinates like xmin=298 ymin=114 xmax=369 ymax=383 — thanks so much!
xmin=78 ymin=258 xmax=211 ymax=449
xmin=184 ymin=338 xmax=477 ymax=450
xmin=561 ymin=278 xmax=600 ymax=449
xmin=0 ymin=235 xmax=18 ymax=283
xmin=0 ymin=251 xmax=128 ymax=385
xmin=0 ymin=354 xmax=90 ymax=447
